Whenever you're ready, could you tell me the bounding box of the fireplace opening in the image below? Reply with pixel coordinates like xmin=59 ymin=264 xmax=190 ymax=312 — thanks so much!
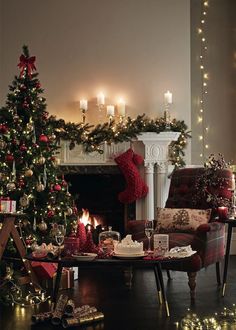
xmin=64 ymin=167 xmax=135 ymax=237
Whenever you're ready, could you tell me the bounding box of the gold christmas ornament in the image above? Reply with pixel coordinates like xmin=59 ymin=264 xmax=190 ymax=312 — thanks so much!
xmin=66 ymin=207 xmax=73 ymax=216
xmin=6 ymin=182 xmax=16 ymax=191
xmin=38 ymin=220 xmax=48 ymax=231
xmin=37 ymin=156 xmax=46 ymax=165
xmin=36 ymin=183 xmax=45 ymax=192
xmin=0 ymin=139 xmax=6 ymax=149
xmin=25 ymin=168 xmax=33 ymax=177
xmin=52 ymin=157 xmax=60 ymax=166
xmin=19 ymin=194 xmax=30 ymax=207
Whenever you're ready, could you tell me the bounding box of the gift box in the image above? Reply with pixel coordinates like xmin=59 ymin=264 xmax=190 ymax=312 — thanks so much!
xmin=64 ymin=237 xmax=80 ymax=256
xmin=0 ymin=198 xmax=16 ymax=213
xmin=41 ymin=267 xmax=74 ymax=290
xmin=31 ymin=261 xmax=57 ymax=279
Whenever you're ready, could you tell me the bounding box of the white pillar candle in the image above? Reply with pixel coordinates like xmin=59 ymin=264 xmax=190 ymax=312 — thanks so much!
xmin=232 ymin=174 xmax=235 ymax=190
xmin=97 ymin=92 xmax=105 ymax=105
xmin=164 ymin=91 xmax=173 ymax=104
xmin=80 ymin=99 xmax=88 ymax=111
xmin=117 ymin=98 xmax=126 ymax=117
xmin=107 ymin=105 xmax=115 ymax=117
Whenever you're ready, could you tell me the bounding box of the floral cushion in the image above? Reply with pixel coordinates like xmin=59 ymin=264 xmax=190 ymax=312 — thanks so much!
xmin=156 ymin=208 xmax=212 ymax=233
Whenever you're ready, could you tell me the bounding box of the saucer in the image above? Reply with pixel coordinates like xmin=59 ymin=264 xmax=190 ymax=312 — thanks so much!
xmin=72 ymin=253 xmax=97 ymax=261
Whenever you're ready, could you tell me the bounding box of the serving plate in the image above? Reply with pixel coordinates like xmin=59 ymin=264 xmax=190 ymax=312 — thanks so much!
xmin=72 ymin=253 xmax=97 ymax=261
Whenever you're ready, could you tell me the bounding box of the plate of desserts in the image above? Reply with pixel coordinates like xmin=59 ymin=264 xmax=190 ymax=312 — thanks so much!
xmin=113 ymin=235 xmax=145 ymax=259
xmin=72 ymin=253 xmax=97 ymax=261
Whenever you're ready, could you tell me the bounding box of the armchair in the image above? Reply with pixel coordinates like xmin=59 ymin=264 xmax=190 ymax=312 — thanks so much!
xmin=127 ymin=167 xmax=233 ymax=300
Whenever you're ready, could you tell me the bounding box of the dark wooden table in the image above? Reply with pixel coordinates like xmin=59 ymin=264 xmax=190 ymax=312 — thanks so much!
xmin=26 ymin=254 xmax=192 ymax=317
xmin=222 ymin=219 xmax=236 ymax=296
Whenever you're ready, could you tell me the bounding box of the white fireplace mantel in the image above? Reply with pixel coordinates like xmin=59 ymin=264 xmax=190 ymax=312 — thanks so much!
xmin=58 ymin=131 xmax=180 ymax=221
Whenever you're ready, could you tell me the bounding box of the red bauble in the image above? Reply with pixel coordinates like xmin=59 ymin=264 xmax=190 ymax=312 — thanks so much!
xmin=42 ymin=112 xmax=48 ymax=120
xmin=61 ymin=180 xmax=67 ymax=187
xmin=39 ymin=134 xmax=49 ymax=143
xmin=0 ymin=124 xmax=8 ymax=134
xmin=47 ymin=210 xmax=55 ymax=217
xmin=54 ymin=184 xmax=62 ymax=191
xmin=73 ymin=206 xmax=78 ymax=215
xmin=18 ymin=179 xmax=25 ymax=187
xmin=23 ymin=101 xmax=29 ymax=109
xmin=20 ymin=144 xmax=27 ymax=151
xmin=5 ymin=154 xmax=14 ymax=162
xmin=35 ymin=82 xmax=41 ymax=89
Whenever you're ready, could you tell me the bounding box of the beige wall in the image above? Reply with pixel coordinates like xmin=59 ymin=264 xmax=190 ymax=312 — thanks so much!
xmin=0 ymin=0 xmax=191 ymax=162
xmin=191 ymin=0 xmax=236 ymax=164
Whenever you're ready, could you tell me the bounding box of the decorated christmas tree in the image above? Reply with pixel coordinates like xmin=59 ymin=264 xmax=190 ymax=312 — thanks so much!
xmin=0 ymin=45 xmax=77 ymax=246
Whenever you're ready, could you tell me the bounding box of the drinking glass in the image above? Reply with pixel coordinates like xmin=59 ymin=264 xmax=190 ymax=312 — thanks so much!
xmin=55 ymin=225 xmax=66 ymax=259
xmin=144 ymin=220 xmax=154 ymax=253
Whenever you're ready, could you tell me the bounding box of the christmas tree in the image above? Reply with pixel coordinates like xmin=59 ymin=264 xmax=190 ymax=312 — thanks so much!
xmin=0 ymin=45 xmax=77 ymax=247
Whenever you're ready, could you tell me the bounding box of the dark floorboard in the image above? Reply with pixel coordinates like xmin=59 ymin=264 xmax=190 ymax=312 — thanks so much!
xmin=1 ymin=257 xmax=236 ymax=330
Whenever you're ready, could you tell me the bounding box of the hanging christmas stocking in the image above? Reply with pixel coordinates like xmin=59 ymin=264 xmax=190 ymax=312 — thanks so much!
xmin=115 ymin=148 xmax=148 ymax=204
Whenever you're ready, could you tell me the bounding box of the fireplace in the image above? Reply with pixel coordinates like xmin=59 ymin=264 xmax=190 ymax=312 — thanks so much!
xmin=63 ymin=165 xmax=135 ymax=236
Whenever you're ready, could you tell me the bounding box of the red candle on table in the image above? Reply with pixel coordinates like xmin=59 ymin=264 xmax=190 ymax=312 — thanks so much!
xmin=217 ymin=206 xmax=228 ymax=220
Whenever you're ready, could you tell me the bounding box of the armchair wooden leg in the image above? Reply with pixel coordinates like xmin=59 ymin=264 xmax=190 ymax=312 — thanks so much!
xmin=216 ymin=262 xmax=221 ymax=285
xmin=187 ymin=272 xmax=197 ymax=301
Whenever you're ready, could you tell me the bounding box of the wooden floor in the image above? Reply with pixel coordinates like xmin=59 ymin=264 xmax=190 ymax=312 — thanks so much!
xmin=1 ymin=257 xmax=236 ymax=330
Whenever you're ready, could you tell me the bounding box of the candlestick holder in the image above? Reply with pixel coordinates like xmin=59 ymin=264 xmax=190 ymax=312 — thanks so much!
xmin=96 ymin=103 xmax=105 ymax=121
xmin=164 ymin=103 xmax=171 ymax=130
xmin=107 ymin=115 xmax=114 ymax=125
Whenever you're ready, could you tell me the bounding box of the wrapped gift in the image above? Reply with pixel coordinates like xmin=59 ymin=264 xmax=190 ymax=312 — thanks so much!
xmin=41 ymin=267 xmax=74 ymax=291
xmin=64 ymin=236 xmax=80 ymax=256
xmin=31 ymin=261 xmax=57 ymax=279
xmin=0 ymin=198 xmax=16 ymax=213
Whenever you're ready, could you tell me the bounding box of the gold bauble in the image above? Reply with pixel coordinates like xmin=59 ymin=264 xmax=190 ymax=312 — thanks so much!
xmin=25 ymin=169 xmax=33 ymax=177
xmin=66 ymin=207 xmax=73 ymax=216
xmin=0 ymin=139 xmax=6 ymax=149
xmin=6 ymin=182 xmax=16 ymax=191
xmin=38 ymin=220 xmax=48 ymax=231
xmin=36 ymin=183 xmax=45 ymax=192
xmin=37 ymin=156 xmax=46 ymax=165
xmin=19 ymin=194 xmax=30 ymax=207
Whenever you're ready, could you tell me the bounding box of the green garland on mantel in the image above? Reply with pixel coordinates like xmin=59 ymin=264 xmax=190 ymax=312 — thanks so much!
xmin=48 ymin=114 xmax=191 ymax=167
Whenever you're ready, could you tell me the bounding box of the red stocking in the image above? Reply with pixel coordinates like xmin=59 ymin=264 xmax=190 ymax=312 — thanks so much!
xmin=115 ymin=148 xmax=148 ymax=204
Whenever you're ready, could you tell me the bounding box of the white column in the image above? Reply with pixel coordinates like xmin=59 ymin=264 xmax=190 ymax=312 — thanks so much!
xmin=134 ymin=132 xmax=180 ymax=220
xmin=144 ymin=161 xmax=155 ymax=220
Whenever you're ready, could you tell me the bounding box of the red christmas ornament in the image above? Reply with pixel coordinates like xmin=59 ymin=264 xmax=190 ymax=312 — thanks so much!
xmin=42 ymin=112 xmax=48 ymax=120
xmin=76 ymin=222 xmax=87 ymax=252
xmin=18 ymin=179 xmax=25 ymax=187
xmin=0 ymin=124 xmax=8 ymax=134
xmin=23 ymin=101 xmax=29 ymax=109
xmin=54 ymin=184 xmax=62 ymax=191
xmin=35 ymin=82 xmax=41 ymax=89
xmin=18 ymin=54 xmax=36 ymax=78
xmin=20 ymin=144 xmax=27 ymax=151
xmin=5 ymin=154 xmax=14 ymax=162
xmin=47 ymin=210 xmax=55 ymax=218
xmin=115 ymin=148 xmax=148 ymax=204
xmin=61 ymin=180 xmax=67 ymax=187
xmin=73 ymin=206 xmax=78 ymax=215
xmin=39 ymin=134 xmax=49 ymax=143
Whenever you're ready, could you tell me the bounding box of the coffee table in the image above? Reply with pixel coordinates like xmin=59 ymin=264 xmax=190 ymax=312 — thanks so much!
xmin=26 ymin=254 xmax=191 ymax=317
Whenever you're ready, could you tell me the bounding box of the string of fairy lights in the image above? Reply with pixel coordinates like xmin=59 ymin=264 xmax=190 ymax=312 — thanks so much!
xmin=198 ymin=0 xmax=210 ymax=161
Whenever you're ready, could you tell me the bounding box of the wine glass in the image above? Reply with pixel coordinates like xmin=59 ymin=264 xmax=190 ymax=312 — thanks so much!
xmin=55 ymin=225 xmax=66 ymax=259
xmin=144 ymin=220 xmax=154 ymax=253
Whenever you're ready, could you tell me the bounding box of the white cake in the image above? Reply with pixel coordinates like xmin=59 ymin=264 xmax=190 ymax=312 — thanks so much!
xmin=114 ymin=235 xmax=143 ymax=255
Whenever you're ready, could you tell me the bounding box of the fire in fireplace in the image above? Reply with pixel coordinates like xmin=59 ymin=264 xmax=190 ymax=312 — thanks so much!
xmin=64 ymin=166 xmax=135 ymax=236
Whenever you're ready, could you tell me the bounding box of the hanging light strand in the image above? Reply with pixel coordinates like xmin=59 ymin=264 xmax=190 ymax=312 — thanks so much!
xmin=198 ymin=0 xmax=209 ymax=160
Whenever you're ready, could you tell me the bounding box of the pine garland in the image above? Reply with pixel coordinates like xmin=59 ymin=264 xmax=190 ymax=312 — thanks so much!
xmin=49 ymin=114 xmax=191 ymax=167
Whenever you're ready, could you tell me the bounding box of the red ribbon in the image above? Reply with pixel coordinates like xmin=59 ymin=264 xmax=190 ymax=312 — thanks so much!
xmin=18 ymin=54 xmax=36 ymax=77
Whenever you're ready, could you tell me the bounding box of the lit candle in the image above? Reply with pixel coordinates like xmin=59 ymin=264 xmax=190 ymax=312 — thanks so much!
xmin=164 ymin=90 xmax=173 ymax=104
xmin=217 ymin=206 xmax=228 ymax=220
xmin=80 ymin=99 xmax=88 ymax=111
xmin=97 ymin=92 xmax=105 ymax=105
xmin=107 ymin=105 xmax=115 ymax=117
xmin=232 ymin=174 xmax=235 ymax=190
xmin=117 ymin=98 xmax=126 ymax=117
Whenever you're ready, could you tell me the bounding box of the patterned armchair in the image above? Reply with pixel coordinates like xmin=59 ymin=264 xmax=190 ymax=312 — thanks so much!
xmin=127 ymin=167 xmax=233 ymax=300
